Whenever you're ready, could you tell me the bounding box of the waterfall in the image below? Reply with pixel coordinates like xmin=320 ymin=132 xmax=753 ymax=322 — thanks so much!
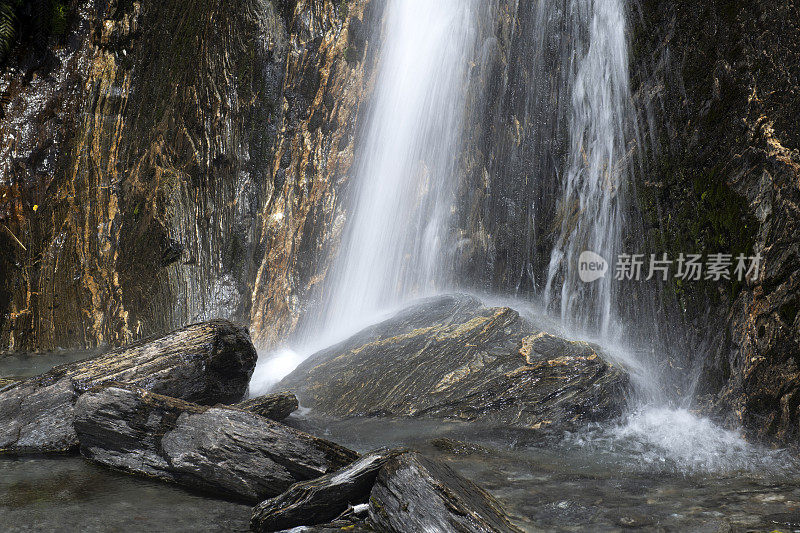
xmin=243 ymin=0 xmax=789 ymax=478
xmin=543 ymin=0 xmax=635 ymax=340
xmin=310 ymin=0 xmax=479 ymax=340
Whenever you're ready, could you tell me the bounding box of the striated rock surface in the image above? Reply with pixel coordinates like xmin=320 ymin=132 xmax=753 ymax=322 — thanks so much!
xmin=74 ymin=384 xmax=358 ymax=502
xmin=368 ymin=451 xmax=522 ymax=533
xmin=0 ymin=320 xmax=256 ymax=454
xmin=275 ymin=521 xmax=373 ymax=533
xmin=0 ymin=0 xmax=287 ymax=350
xmin=0 ymin=0 xmax=382 ymax=353
xmin=0 ymin=377 xmax=79 ymax=454
xmin=251 ymin=448 xmax=402 ymax=532
xmin=236 ymin=391 xmax=299 ymax=421
xmin=249 ymin=0 xmax=383 ymax=345
xmin=279 ymin=294 xmax=629 ymax=430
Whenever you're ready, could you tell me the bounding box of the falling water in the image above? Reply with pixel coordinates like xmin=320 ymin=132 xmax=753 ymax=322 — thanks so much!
xmin=310 ymin=0 xmax=479 ymax=339
xmin=251 ymin=0 xmax=787 ymax=477
xmin=543 ymin=0 xmax=635 ymax=340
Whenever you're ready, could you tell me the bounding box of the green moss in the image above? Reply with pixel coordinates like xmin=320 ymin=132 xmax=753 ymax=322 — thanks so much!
xmin=344 ymin=44 xmax=360 ymax=64
xmin=49 ymin=0 xmax=67 ymax=36
xmin=639 ymin=149 xmax=757 ymax=311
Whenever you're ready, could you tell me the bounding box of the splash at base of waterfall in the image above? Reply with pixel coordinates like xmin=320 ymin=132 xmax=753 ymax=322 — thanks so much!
xmin=565 ymin=407 xmax=798 ymax=475
xmin=248 ymin=349 xmax=305 ymax=395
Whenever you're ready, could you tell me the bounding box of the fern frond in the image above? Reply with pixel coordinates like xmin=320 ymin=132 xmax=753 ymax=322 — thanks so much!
xmin=0 ymin=2 xmax=18 ymax=60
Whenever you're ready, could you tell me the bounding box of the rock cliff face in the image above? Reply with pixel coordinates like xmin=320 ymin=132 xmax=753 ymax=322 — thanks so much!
xmin=629 ymin=0 xmax=800 ymax=443
xmin=0 ymin=0 xmax=287 ymax=350
xmin=248 ymin=0 xmax=382 ymax=346
xmin=0 ymin=0 xmax=381 ymax=352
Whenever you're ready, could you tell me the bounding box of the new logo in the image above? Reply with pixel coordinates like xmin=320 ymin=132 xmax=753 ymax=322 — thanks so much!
xmin=578 ymin=251 xmax=608 ymax=283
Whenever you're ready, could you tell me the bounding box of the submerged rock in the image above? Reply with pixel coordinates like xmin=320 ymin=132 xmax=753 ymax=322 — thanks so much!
xmin=279 ymin=294 xmax=629 ymax=430
xmin=74 ymin=384 xmax=358 ymax=503
xmin=0 ymin=320 xmax=257 ymax=454
xmin=236 ymin=392 xmax=299 ymax=421
xmin=251 ymin=448 xmax=403 ymax=532
xmin=429 ymin=438 xmax=493 ymax=457
xmin=368 ymin=451 xmax=522 ymax=533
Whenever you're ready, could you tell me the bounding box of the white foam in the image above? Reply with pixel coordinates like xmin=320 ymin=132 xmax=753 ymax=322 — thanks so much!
xmin=248 ymin=349 xmax=306 ymax=397
xmin=568 ymin=407 xmax=797 ymax=475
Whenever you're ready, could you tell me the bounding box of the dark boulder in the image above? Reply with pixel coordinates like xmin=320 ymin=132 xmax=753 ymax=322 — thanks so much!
xmin=251 ymin=448 xmax=403 ymax=532
xmin=368 ymin=451 xmax=521 ymax=533
xmin=279 ymin=294 xmax=629 ymax=430
xmin=74 ymin=384 xmax=358 ymax=503
xmin=236 ymin=392 xmax=299 ymax=421
xmin=0 ymin=320 xmax=257 ymax=454
xmin=0 ymin=378 xmax=79 ymax=454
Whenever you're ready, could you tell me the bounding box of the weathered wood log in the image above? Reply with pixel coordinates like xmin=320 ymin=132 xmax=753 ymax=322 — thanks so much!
xmin=74 ymin=384 xmax=359 ymax=503
xmin=368 ymin=451 xmax=522 ymax=533
xmin=236 ymin=392 xmax=298 ymax=421
xmin=0 ymin=320 xmax=257 ymax=454
xmin=279 ymin=294 xmax=630 ymax=430
xmin=251 ymin=448 xmax=403 ymax=532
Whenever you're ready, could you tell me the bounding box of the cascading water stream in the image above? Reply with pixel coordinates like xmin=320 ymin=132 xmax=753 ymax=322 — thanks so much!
xmin=248 ymin=0 xmax=793 ymax=477
xmin=311 ymin=0 xmax=478 ymax=339
xmin=543 ymin=0 xmax=634 ymax=342
xmin=529 ymin=0 xmax=786 ymax=472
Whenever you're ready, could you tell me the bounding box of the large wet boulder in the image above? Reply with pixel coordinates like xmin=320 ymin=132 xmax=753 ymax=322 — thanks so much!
xmin=278 ymin=294 xmax=629 ymax=430
xmin=74 ymin=384 xmax=358 ymax=503
xmin=368 ymin=451 xmax=522 ymax=533
xmin=0 ymin=320 xmax=257 ymax=454
xmin=251 ymin=448 xmax=403 ymax=532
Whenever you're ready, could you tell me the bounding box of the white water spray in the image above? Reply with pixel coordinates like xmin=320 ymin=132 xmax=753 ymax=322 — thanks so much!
xmin=529 ymin=1 xmax=789 ymax=473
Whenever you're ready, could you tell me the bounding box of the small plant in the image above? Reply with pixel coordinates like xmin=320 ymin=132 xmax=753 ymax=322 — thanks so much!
xmin=49 ymin=0 xmax=67 ymax=36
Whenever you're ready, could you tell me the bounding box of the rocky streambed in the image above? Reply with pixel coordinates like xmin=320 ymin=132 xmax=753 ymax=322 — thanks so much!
xmin=1 ymin=297 xmax=800 ymax=532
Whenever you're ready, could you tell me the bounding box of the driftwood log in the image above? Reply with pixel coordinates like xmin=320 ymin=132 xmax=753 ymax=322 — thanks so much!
xmin=74 ymin=384 xmax=358 ymax=503
xmin=0 ymin=320 xmax=257 ymax=454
